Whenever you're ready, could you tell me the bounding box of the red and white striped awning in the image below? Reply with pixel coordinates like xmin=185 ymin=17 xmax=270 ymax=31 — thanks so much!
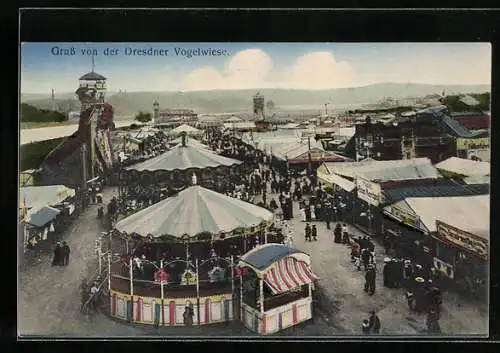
xmin=263 ymin=256 xmax=318 ymax=295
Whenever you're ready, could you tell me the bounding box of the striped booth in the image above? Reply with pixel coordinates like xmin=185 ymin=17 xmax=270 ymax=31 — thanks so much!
xmin=237 ymin=244 xmax=318 ymax=335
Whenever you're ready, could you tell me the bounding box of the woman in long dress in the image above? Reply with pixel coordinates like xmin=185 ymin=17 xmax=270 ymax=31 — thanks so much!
xmin=310 ymin=205 xmax=316 ymax=221
xmin=300 ymin=207 xmax=306 ymax=222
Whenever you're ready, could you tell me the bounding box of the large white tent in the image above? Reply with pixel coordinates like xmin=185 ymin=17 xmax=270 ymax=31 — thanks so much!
xmin=435 ymin=157 xmax=490 ymax=177
xmin=383 ymin=195 xmax=490 ymax=238
xmin=115 ymin=185 xmax=274 ymax=240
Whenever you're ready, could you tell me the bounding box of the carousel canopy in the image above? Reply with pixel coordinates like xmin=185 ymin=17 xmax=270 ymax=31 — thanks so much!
xmin=114 ymin=185 xmax=274 ymax=240
xmin=239 ymin=244 xmax=318 ymax=295
xmin=125 ymin=143 xmax=242 ymax=172
xmin=169 ymin=124 xmax=203 ymax=136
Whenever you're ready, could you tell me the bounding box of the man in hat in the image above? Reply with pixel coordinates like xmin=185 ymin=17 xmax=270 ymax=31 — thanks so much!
xmin=52 ymin=242 xmax=62 ymax=266
xmin=364 ymin=264 xmax=376 ymax=295
xmin=369 ymin=311 xmax=381 ymax=334
xmin=311 ymin=224 xmax=318 ymax=241
xmin=393 ymin=258 xmax=403 ymax=288
xmin=304 ymin=223 xmax=312 ymax=242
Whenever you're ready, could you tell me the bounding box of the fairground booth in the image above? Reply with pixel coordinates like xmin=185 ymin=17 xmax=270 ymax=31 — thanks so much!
xmin=236 ymin=244 xmax=318 ymax=335
xmin=383 ymin=194 xmax=489 ymax=294
xmin=121 ymin=135 xmax=243 ymax=193
xmin=317 ymin=157 xmax=445 ymax=236
xmin=107 ymin=184 xmax=288 ymax=327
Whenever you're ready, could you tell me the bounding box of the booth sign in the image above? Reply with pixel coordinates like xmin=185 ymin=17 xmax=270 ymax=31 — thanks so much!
xmin=433 ymin=257 xmax=454 ymax=279
xmin=435 ymin=220 xmax=488 ymax=261
xmin=390 ymin=205 xmax=420 ymax=229
xmin=356 ymin=177 xmax=381 ymax=206
xmin=456 ymin=137 xmax=490 ymax=150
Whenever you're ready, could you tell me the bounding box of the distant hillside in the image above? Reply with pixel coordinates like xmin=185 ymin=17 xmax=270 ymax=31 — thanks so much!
xmin=21 ymin=103 xmax=68 ymax=123
xmin=22 ymin=82 xmax=490 ymax=115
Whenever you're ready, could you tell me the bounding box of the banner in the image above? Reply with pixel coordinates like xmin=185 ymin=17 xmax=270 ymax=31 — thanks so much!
xmin=356 ymin=177 xmax=381 ymax=206
xmin=456 ymin=137 xmax=490 ymax=150
xmin=390 ymin=205 xmax=420 ymax=229
xmin=435 ymin=220 xmax=488 ymax=260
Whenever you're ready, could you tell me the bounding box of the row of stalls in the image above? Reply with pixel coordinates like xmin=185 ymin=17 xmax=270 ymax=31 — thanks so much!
xmin=239 ymin=131 xmax=352 ymax=173
xmin=19 ymin=184 xmax=77 ymax=263
xmin=316 ymin=156 xmax=490 ymax=296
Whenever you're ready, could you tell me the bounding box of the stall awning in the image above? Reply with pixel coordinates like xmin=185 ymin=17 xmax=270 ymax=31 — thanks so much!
xmin=263 ymin=256 xmax=317 ymax=295
xmin=317 ymin=171 xmax=356 ymax=192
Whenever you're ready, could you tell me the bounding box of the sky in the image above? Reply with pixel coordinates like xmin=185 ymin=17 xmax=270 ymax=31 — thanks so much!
xmin=20 ymin=42 xmax=491 ymax=94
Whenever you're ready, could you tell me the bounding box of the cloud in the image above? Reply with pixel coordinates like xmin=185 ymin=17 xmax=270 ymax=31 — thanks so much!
xmin=182 ymin=49 xmax=356 ymax=91
xmin=286 ymin=51 xmax=357 ymax=89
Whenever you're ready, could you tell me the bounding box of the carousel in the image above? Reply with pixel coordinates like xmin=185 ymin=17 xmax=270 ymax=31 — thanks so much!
xmin=122 ymin=134 xmax=243 ymax=190
xmin=236 ymin=244 xmax=318 ymax=335
xmin=107 ymin=182 xmax=287 ymax=327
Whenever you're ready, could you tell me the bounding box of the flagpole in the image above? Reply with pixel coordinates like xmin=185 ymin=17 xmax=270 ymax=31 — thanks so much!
xmin=160 ymin=259 xmax=165 ymax=326
xmin=239 ymin=269 xmax=243 ymax=321
xmin=129 ymin=257 xmax=134 ymax=323
xmin=195 ymin=258 xmax=200 ymax=325
xmin=107 ymin=252 xmax=111 ymax=292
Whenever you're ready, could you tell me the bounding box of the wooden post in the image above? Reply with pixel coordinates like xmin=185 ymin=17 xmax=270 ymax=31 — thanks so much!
xmin=160 ymin=260 xmax=165 ymax=326
xmin=129 ymin=257 xmax=134 ymax=323
xmin=196 ymin=258 xmax=200 ymax=325
xmin=107 ymin=252 xmax=111 ymax=292
xmin=259 ymin=279 xmax=264 ymax=314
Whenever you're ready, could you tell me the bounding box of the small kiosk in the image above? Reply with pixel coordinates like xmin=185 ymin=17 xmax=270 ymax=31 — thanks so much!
xmin=236 ymin=244 xmax=318 ymax=335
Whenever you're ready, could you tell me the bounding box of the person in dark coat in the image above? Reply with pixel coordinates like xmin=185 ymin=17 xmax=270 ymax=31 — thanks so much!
xmin=334 ymin=224 xmax=342 ymax=243
xmin=305 ymin=223 xmax=312 ymax=242
xmin=52 ymin=242 xmax=62 ymax=266
xmin=62 ymin=241 xmax=71 ymax=266
xmin=393 ymin=259 xmax=403 ymax=288
xmin=383 ymin=257 xmax=392 ymax=288
xmin=383 ymin=234 xmax=391 ymax=254
xmin=369 ymin=311 xmax=381 ymax=334
xmin=311 ymin=225 xmax=318 ymax=241
xmin=364 ymin=265 xmax=376 ymax=295
xmin=361 ymin=248 xmax=371 ymax=271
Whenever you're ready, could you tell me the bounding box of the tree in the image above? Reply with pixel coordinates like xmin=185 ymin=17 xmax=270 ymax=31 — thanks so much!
xmin=135 ymin=111 xmax=152 ymax=123
xmin=20 ymin=103 xmax=68 ymax=122
xmin=266 ymin=100 xmax=275 ymax=112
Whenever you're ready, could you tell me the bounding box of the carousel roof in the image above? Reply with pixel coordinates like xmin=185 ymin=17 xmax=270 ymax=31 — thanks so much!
xmin=114 ymin=185 xmax=274 ymax=239
xmin=125 ymin=143 xmax=242 ymax=172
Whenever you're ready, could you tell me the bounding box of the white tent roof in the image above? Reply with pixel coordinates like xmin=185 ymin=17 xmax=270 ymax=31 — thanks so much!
xmin=387 ymin=195 xmax=489 ymax=238
xmin=20 ymin=185 xmax=75 ymax=211
xmin=115 ymin=185 xmax=274 ymax=239
xmin=225 ymin=116 xmax=243 ymax=123
xmin=323 ymin=158 xmax=440 ymax=182
xmin=126 ymin=143 xmax=241 ymax=172
xmin=223 ymin=122 xmax=256 ymax=130
xmin=463 ymin=175 xmax=490 ymax=185
xmin=435 ymin=157 xmax=490 ymax=177
xmin=169 ymin=124 xmax=203 ymax=136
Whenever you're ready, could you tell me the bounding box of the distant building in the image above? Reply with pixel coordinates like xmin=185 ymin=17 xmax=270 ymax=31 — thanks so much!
xmin=155 ymin=107 xmax=198 ymax=124
xmin=345 ymin=113 xmax=457 ymax=164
